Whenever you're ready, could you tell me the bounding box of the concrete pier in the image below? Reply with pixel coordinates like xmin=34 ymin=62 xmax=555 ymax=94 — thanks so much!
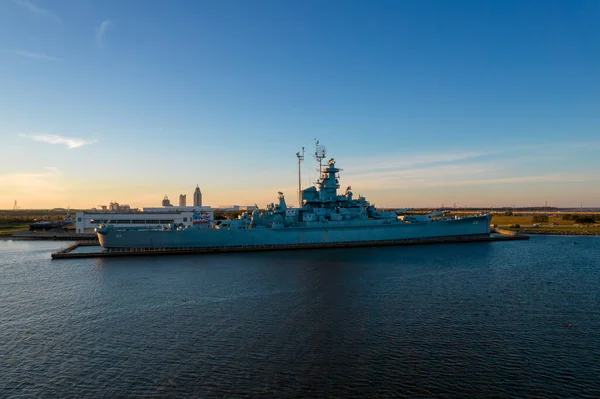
xmin=12 ymin=231 xmax=98 ymax=241
xmin=51 ymin=234 xmax=528 ymax=259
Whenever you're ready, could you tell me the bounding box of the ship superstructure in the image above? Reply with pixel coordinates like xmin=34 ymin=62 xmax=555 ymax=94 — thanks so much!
xmin=96 ymin=142 xmax=492 ymax=249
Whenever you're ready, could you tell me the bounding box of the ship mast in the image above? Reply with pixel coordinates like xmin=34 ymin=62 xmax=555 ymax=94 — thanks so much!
xmin=296 ymin=147 xmax=304 ymax=208
xmin=313 ymin=139 xmax=327 ymax=181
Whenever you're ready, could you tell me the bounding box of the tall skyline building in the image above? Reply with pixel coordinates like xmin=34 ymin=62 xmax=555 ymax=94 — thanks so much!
xmin=179 ymin=194 xmax=186 ymax=207
xmin=193 ymin=185 xmax=202 ymax=207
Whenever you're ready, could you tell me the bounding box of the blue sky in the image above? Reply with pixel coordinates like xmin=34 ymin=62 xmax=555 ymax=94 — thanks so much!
xmin=1 ymin=0 xmax=599 ymax=209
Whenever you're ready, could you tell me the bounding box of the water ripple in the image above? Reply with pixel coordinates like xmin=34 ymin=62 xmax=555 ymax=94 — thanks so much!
xmin=1 ymin=237 xmax=600 ymax=397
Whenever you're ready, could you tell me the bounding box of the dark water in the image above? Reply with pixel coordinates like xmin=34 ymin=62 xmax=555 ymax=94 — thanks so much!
xmin=1 ymin=237 xmax=599 ymax=398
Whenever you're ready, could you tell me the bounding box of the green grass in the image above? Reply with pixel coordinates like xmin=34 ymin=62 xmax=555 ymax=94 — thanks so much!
xmin=485 ymin=213 xmax=600 ymax=235
xmin=491 ymin=215 xmax=580 ymax=226
xmin=0 ymin=223 xmax=30 ymax=236
xmin=502 ymin=225 xmax=600 ymax=235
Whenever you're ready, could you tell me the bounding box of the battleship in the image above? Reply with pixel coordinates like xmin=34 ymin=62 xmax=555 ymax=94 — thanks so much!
xmin=96 ymin=142 xmax=492 ymax=249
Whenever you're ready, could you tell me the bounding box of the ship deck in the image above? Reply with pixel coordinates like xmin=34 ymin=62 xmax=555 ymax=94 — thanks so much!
xmin=51 ymin=234 xmax=528 ymax=259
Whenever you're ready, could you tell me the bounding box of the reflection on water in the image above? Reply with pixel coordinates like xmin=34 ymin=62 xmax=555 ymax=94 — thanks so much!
xmin=69 ymin=245 xmax=106 ymax=254
xmin=1 ymin=237 xmax=599 ymax=398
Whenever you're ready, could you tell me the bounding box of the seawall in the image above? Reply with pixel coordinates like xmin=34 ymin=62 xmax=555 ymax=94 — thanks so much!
xmin=52 ymin=234 xmax=528 ymax=259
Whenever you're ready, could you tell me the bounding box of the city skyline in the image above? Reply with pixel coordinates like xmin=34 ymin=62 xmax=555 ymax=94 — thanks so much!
xmin=1 ymin=1 xmax=600 ymax=209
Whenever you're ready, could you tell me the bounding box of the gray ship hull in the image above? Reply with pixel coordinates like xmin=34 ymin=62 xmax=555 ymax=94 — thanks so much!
xmin=97 ymin=214 xmax=492 ymax=249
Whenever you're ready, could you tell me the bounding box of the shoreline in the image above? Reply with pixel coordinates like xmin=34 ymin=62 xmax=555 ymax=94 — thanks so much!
xmin=519 ymin=230 xmax=600 ymax=236
xmin=2 ymin=232 xmax=600 ymax=242
xmin=0 ymin=235 xmax=99 ymax=242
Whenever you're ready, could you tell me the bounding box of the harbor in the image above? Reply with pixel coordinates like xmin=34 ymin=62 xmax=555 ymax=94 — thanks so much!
xmin=90 ymin=143 xmax=501 ymax=252
xmin=3 ymin=141 xmax=597 ymax=254
xmin=4 ymin=2 xmax=600 ymax=397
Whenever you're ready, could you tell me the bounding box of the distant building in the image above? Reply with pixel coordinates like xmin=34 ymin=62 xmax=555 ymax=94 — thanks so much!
xmin=109 ymin=202 xmax=131 ymax=212
xmin=96 ymin=202 xmax=130 ymax=212
xmin=216 ymin=205 xmax=257 ymax=211
xmin=179 ymin=194 xmax=186 ymax=207
xmin=75 ymin=209 xmax=214 ymax=234
xmin=143 ymin=206 xmax=212 ymax=212
xmin=193 ymin=185 xmax=202 ymax=207
xmin=162 ymin=195 xmax=172 ymax=207
xmin=217 ymin=205 xmax=240 ymax=211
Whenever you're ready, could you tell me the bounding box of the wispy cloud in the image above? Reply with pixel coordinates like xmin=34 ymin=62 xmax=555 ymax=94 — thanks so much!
xmin=19 ymin=133 xmax=98 ymax=149
xmin=12 ymin=0 xmax=60 ymax=23
xmin=337 ymin=138 xmax=600 ymax=179
xmin=44 ymin=166 xmax=61 ymax=175
xmin=14 ymin=50 xmax=58 ymax=61
xmin=410 ymin=173 xmax=589 ymax=188
xmin=322 ymin=138 xmax=600 ymax=196
xmin=343 ymin=151 xmax=487 ymax=178
xmin=96 ymin=20 xmax=113 ymax=46
xmin=344 ymin=157 xmax=592 ymax=190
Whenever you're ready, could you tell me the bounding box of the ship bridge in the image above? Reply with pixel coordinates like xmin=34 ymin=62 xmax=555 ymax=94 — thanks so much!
xmin=303 ymin=158 xmax=339 ymax=205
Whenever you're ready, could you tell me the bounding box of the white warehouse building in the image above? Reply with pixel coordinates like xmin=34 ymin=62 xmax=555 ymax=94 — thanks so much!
xmin=75 ymin=210 xmax=214 ymax=234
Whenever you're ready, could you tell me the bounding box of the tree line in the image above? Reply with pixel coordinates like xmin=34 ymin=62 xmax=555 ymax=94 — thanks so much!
xmin=563 ymin=214 xmax=598 ymax=224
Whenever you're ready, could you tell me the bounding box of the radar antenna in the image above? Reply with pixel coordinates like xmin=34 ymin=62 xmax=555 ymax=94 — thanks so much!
xmin=296 ymin=147 xmax=305 ymax=208
xmin=313 ymin=139 xmax=327 ymax=179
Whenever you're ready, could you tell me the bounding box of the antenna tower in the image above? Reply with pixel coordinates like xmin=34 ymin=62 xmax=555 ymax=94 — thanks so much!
xmin=296 ymin=147 xmax=305 ymax=208
xmin=13 ymin=200 xmax=18 ymax=210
